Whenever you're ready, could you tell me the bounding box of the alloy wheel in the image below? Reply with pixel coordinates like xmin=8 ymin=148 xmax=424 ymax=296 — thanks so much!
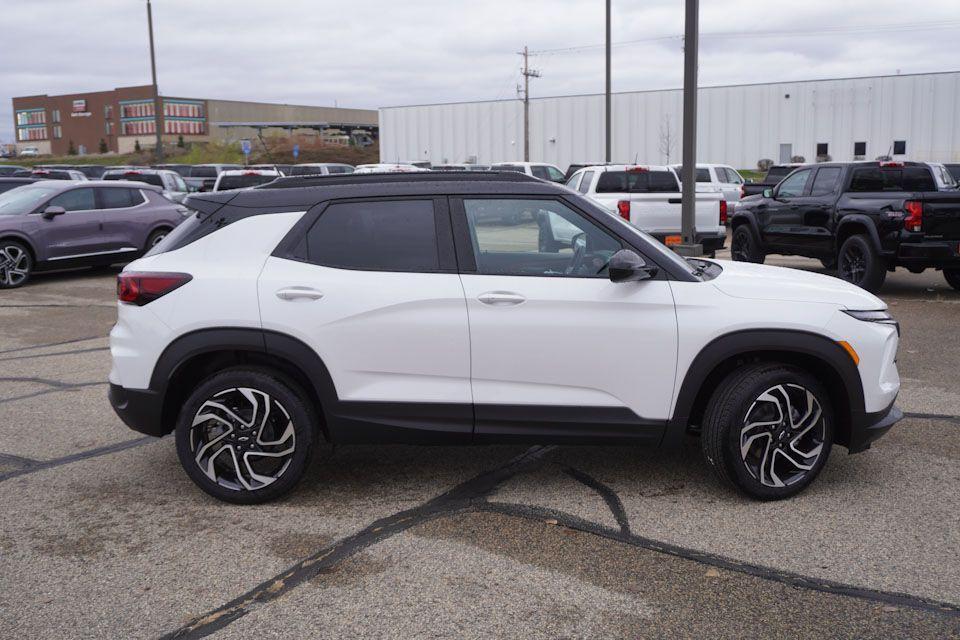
xmin=731 ymin=229 xmax=751 ymax=262
xmin=150 ymin=232 xmax=168 ymax=247
xmin=739 ymin=384 xmax=825 ymax=488
xmin=0 ymin=244 xmax=29 ymax=287
xmin=189 ymin=387 xmax=297 ymax=491
xmin=839 ymin=244 xmax=866 ymax=284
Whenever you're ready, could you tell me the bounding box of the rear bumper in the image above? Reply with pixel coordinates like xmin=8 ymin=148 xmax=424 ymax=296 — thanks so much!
xmin=847 ymin=402 xmax=902 ymax=454
xmin=649 ymin=231 xmax=726 ymax=254
xmin=109 ymin=383 xmax=167 ymax=437
xmin=894 ymin=239 xmax=960 ymax=269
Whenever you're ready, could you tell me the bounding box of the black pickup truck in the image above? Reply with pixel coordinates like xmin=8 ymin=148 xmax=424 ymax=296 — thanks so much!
xmin=730 ymin=161 xmax=960 ymax=292
xmin=740 ymin=163 xmax=807 ymax=198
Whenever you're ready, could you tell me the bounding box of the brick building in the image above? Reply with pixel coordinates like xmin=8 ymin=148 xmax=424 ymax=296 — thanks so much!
xmin=12 ymin=85 xmax=377 ymax=156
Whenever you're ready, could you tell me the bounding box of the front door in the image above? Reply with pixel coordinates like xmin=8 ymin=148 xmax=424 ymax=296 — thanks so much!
xmin=34 ymin=187 xmax=105 ymax=261
xmin=257 ymin=197 xmax=472 ymax=443
xmin=453 ymin=196 xmax=678 ymax=443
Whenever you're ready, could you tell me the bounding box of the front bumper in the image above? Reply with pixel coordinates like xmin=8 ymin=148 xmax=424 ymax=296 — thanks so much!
xmin=847 ymin=403 xmax=902 ymax=454
xmin=109 ymin=383 xmax=167 ymax=437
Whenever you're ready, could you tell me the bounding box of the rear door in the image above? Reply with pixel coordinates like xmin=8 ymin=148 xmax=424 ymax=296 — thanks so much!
xmin=759 ymin=167 xmax=814 ymax=248
xmin=34 ymin=187 xmax=105 ymax=260
xmin=453 ymin=195 xmax=677 ymax=442
xmin=257 ymin=197 xmax=472 ymax=442
xmin=97 ymin=186 xmax=149 ymax=254
xmin=777 ymin=166 xmax=841 ymax=252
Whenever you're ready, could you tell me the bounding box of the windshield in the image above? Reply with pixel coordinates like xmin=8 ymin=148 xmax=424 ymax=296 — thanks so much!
xmin=216 ymin=174 xmax=276 ymax=190
xmin=104 ymin=173 xmax=164 ymax=187
xmin=0 ymin=184 xmax=59 ymax=215
xmin=289 ymin=165 xmax=325 ymax=176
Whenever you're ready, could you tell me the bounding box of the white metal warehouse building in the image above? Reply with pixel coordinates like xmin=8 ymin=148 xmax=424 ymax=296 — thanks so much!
xmin=379 ymin=70 xmax=960 ymax=170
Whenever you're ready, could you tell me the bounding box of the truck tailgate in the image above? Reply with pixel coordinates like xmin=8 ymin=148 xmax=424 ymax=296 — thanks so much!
xmin=922 ymin=192 xmax=960 ymax=240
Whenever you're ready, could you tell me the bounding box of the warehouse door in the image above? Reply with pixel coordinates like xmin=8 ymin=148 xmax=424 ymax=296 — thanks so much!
xmin=779 ymin=144 xmax=793 ymax=163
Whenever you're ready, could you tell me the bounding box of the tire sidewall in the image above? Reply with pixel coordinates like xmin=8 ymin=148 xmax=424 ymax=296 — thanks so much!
xmin=732 ymin=225 xmax=763 ymax=263
xmin=944 ymin=268 xmax=960 ymax=291
xmin=0 ymin=240 xmax=32 ymax=289
xmin=175 ymin=368 xmax=316 ymax=504
xmin=721 ymin=369 xmax=834 ymax=500
xmin=839 ymin=234 xmax=885 ymax=292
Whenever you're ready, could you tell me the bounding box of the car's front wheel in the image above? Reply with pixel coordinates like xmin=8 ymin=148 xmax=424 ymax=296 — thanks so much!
xmin=701 ymin=363 xmax=833 ymax=500
xmin=0 ymin=240 xmax=33 ymax=289
xmin=730 ymin=225 xmax=764 ymax=263
xmin=944 ymin=268 xmax=960 ymax=291
xmin=175 ymin=368 xmax=318 ymax=504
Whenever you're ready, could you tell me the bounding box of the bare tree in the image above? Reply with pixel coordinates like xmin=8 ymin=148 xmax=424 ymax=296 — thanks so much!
xmin=659 ymin=115 xmax=676 ymax=165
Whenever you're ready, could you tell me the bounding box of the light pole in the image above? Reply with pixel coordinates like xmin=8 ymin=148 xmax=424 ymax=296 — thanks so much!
xmin=605 ymin=0 xmax=611 ymax=163
xmin=147 ymin=0 xmax=163 ymax=161
xmin=676 ymin=0 xmax=702 ymax=257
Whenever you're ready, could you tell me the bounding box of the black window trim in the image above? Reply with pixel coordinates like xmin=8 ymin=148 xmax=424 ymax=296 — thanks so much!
xmin=448 ymin=193 xmax=673 ymax=281
xmin=273 ymin=195 xmax=457 ymax=274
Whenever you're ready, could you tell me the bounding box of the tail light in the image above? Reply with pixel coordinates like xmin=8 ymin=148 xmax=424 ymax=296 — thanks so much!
xmin=626 ymin=166 xmax=648 ymax=173
xmin=739 ymin=185 xmax=745 ymax=199
xmin=903 ymin=200 xmax=923 ymax=232
xmin=719 ymin=200 xmax=728 ymax=225
xmin=117 ymin=272 xmax=192 ymax=306
xmin=880 ymin=161 xmax=904 ymax=168
xmin=617 ymin=200 xmax=631 ymax=220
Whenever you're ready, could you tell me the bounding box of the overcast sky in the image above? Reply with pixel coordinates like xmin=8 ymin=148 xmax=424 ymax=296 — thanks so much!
xmin=3 ymin=0 xmax=959 ymax=144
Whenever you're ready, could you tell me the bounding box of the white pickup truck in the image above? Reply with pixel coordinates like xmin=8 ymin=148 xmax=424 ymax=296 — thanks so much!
xmin=565 ymin=164 xmax=727 ymax=255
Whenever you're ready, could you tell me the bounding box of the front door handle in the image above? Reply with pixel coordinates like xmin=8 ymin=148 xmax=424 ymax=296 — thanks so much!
xmin=477 ymin=291 xmax=526 ymax=306
xmin=276 ymin=287 xmax=324 ymax=301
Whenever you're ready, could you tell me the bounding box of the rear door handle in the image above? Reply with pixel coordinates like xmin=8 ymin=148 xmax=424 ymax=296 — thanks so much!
xmin=276 ymin=287 xmax=324 ymax=301
xmin=477 ymin=291 xmax=526 ymax=306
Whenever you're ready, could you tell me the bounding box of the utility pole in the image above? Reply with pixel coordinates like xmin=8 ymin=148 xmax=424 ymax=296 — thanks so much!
xmin=676 ymin=0 xmax=701 ymax=256
xmin=146 ymin=0 xmax=163 ymax=161
xmin=518 ymin=46 xmax=540 ymax=162
xmin=605 ymin=0 xmax=612 ymax=163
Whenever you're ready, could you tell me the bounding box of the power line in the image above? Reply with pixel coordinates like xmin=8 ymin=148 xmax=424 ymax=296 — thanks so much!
xmin=529 ymin=20 xmax=960 ymax=56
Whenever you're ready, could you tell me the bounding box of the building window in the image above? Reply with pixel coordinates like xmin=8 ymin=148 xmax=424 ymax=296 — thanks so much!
xmin=51 ymin=109 xmax=61 ymax=123
xmin=816 ymin=143 xmax=829 ymax=157
xmin=17 ymin=126 xmax=47 ymax=141
xmin=104 ymin=105 xmax=113 ymax=120
xmin=121 ymin=119 xmax=156 ymax=135
xmin=15 ymin=108 xmax=46 ymax=126
xmin=105 ymin=121 xmax=113 ymax=136
xmin=120 ymin=100 xmax=155 ymax=118
xmin=893 ymin=140 xmax=907 ymax=155
xmin=53 ymin=126 xmax=62 ymax=139
xmin=854 ymin=141 xmax=866 ymax=157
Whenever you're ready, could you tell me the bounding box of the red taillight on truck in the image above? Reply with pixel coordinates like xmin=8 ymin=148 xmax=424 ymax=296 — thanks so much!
xmin=617 ymin=200 xmax=631 ymax=220
xmin=719 ymin=200 xmax=728 ymax=225
xmin=903 ymin=200 xmax=923 ymax=232
xmin=117 ymin=272 xmax=192 ymax=306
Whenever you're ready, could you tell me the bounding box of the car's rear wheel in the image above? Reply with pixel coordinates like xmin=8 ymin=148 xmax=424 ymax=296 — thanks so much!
xmin=730 ymin=225 xmax=764 ymax=263
xmin=701 ymin=363 xmax=833 ymax=500
xmin=944 ymin=268 xmax=960 ymax=291
xmin=146 ymin=228 xmax=171 ymax=250
xmin=0 ymin=240 xmax=33 ymax=289
xmin=175 ymin=368 xmax=318 ymax=504
xmin=838 ymin=234 xmax=886 ymax=292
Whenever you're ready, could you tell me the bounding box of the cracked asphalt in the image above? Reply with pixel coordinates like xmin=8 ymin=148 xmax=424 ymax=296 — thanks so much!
xmin=1 ymin=256 xmax=959 ymax=639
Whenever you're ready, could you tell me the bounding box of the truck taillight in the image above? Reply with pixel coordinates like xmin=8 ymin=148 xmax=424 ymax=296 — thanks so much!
xmin=903 ymin=200 xmax=923 ymax=232
xmin=117 ymin=272 xmax=192 ymax=306
xmin=739 ymin=185 xmax=745 ymax=199
xmin=719 ymin=200 xmax=728 ymax=225
xmin=617 ymin=200 xmax=631 ymax=220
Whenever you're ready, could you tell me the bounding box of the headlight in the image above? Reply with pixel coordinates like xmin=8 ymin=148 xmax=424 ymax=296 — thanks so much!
xmin=843 ymin=309 xmax=899 ymax=335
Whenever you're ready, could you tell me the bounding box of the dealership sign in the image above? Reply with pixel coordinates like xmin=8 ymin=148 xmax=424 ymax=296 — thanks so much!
xmin=71 ymin=98 xmax=91 ymax=117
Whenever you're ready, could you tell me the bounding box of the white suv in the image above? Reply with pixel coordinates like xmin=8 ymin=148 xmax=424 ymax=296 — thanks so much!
xmin=108 ymin=172 xmax=902 ymax=504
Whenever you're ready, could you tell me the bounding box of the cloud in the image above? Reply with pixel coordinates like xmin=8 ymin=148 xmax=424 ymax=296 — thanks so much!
xmin=2 ymin=0 xmax=958 ymax=143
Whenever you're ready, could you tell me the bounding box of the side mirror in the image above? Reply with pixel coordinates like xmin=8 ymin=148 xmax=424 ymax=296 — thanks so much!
xmin=42 ymin=205 xmax=66 ymax=219
xmin=608 ymin=249 xmax=658 ymax=283
xmin=762 ymin=187 xmax=774 ymax=198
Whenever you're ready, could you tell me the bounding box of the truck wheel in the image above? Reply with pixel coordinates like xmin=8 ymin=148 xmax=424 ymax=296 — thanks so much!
xmin=700 ymin=363 xmax=833 ymax=500
xmin=838 ymin=235 xmax=886 ymax=292
xmin=944 ymin=268 xmax=960 ymax=291
xmin=730 ymin=225 xmax=764 ymax=264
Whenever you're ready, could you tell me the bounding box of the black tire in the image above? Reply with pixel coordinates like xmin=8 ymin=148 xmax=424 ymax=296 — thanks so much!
xmin=701 ymin=363 xmax=834 ymax=501
xmin=730 ymin=225 xmax=764 ymax=264
xmin=944 ymin=268 xmax=960 ymax=291
xmin=0 ymin=239 xmax=33 ymax=289
xmin=145 ymin=227 xmax=171 ymax=251
xmin=175 ymin=368 xmax=318 ymax=504
xmin=838 ymin=234 xmax=886 ymax=292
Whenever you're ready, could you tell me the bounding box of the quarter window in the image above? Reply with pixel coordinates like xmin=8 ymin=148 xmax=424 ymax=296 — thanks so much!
xmin=305 ymin=200 xmax=439 ymax=272
xmin=462 ymin=198 xmax=621 ymax=278
xmin=48 ymin=188 xmax=95 ymax=212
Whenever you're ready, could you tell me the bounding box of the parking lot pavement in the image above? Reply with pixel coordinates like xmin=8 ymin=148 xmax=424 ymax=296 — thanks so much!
xmin=2 ymin=262 xmax=959 ymax=639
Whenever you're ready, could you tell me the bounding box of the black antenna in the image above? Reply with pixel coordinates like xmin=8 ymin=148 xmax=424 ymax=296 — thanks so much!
xmin=256 ymin=130 xmax=282 ymax=175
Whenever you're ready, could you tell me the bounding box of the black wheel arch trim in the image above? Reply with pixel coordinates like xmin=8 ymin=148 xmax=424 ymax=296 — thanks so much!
xmin=836 ymin=215 xmax=883 ymax=253
xmin=664 ymin=329 xmax=867 ymax=450
xmin=730 ymin=211 xmax=761 ymax=238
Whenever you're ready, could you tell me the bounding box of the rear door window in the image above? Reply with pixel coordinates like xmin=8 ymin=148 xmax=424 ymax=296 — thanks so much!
xmin=578 ymin=171 xmax=594 ymax=194
xmin=98 ymin=187 xmax=142 ymax=208
xmin=810 ymin=167 xmax=842 ymax=196
xmin=305 ymin=199 xmax=439 ymax=272
xmin=696 ymin=168 xmax=711 ymax=182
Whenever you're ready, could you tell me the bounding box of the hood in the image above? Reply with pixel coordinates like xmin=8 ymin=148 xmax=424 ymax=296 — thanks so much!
xmin=709 ymin=259 xmax=885 ymax=310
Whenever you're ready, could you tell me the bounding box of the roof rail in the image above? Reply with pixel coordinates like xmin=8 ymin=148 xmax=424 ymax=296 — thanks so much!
xmin=259 ymin=170 xmax=540 ymax=189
